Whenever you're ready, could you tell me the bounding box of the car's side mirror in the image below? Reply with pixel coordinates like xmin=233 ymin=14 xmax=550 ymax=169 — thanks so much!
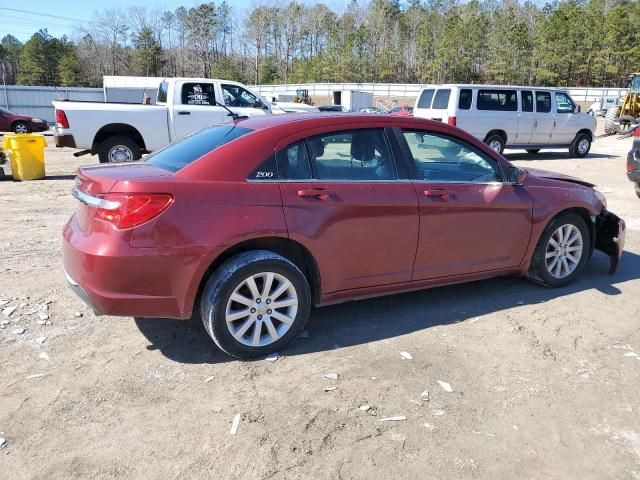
xmin=508 ymin=166 xmax=527 ymax=185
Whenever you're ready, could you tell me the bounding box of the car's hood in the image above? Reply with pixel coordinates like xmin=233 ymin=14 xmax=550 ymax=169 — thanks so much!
xmin=524 ymin=167 xmax=595 ymax=188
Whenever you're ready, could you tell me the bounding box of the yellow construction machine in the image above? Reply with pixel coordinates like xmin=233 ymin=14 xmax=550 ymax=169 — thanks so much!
xmin=604 ymin=73 xmax=640 ymax=135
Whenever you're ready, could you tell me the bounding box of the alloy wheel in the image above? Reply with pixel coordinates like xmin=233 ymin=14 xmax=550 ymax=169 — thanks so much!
xmin=225 ymin=272 xmax=298 ymax=347
xmin=545 ymin=224 xmax=583 ymax=279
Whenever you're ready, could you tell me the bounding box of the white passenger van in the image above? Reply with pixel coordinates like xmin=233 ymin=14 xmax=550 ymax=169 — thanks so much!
xmin=413 ymin=85 xmax=596 ymax=157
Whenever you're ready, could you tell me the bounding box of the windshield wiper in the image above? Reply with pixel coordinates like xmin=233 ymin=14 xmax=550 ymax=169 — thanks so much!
xmin=215 ymin=101 xmax=248 ymax=121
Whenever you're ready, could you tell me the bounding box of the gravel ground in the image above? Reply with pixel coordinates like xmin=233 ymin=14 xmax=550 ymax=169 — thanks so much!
xmin=1 ymin=125 xmax=639 ymax=479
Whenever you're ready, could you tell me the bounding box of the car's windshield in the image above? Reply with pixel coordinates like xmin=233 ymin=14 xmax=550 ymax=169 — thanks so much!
xmin=146 ymin=124 xmax=252 ymax=172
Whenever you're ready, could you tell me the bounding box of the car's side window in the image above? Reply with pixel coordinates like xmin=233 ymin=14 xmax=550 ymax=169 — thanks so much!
xmin=221 ymin=84 xmax=259 ymax=108
xmin=535 ymin=91 xmax=552 ymax=113
xmin=276 ymin=141 xmax=312 ymax=180
xmin=521 ymin=91 xmax=533 ymax=112
xmin=181 ymin=82 xmax=216 ymax=106
xmin=402 ymin=130 xmax=501 ymax=183
xmin=555 ymin=92 xmax=575 ymax=114
xmin=306 ymin=129 xmax=397 ymax=181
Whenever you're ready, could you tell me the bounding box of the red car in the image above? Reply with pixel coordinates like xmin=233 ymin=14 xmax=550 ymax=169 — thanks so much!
xmin=389 ymin=105 xmax=414 ymax=116
xmin=0 ymin=107 xmax=48 ymax=133
xmin=63 ymin=114 xmax=625 ymax=358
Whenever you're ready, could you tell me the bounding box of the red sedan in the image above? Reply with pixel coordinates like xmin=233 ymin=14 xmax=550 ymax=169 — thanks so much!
xmin=63 ymin=114 xmax=625 ymax=358
xmin=0 ymin=107 xmax=48 ymax=133
xmin=389 ymin=105 xmax=414 ymax=116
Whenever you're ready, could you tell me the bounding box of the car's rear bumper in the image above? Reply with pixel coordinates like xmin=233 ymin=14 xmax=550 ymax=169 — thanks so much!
xmin=62 ymin=215 xmax=215 ymax=319
xmin=595 ymin=210 xmax=625 ymax=274
xmin=54 ymin=134 xmax=76 ymax=148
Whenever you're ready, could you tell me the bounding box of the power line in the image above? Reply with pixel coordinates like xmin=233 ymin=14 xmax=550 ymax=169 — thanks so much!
xmin=0 ymin=8 xmax=88 ymax=23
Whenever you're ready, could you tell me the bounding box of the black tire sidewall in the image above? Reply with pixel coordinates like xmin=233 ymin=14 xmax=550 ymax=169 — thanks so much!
xmin=635 ymin=182 xmax=640 ymax=199
xmin=201 ymin=252 xmax=311 ymax=358
xmin=530 ymin=213 xmax=590 ymax=288
xmin=98 ymin=136 xmax=142 ymax=163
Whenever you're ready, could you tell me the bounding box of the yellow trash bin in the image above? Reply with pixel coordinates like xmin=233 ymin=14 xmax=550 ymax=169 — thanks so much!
xmin=1 ymin=133 xmax=47 ymax=181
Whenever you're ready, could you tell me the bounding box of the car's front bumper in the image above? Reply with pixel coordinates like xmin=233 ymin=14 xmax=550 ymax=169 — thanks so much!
xmin=595 ymin=210 xmax=625 ymax=274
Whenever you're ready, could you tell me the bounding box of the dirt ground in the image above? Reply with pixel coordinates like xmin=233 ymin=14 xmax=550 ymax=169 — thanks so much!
xmin=1 ymin=123 xmax=639 ymax=480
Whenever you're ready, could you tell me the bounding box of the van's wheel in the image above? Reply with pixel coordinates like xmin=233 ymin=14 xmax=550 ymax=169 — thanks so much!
xmin=526 ymin=149 xmax=540 ymax=154
xmin=527 ymin=212 xmax=590 ymax=288
xmin=12 ymin=121 xmax=30 ymax=134
xmin=569 ymin=133 xmax=591 ymax=158
xmin=200 ymin=250 xmax=311 ymax=359
xmin=485 ymin=134 xmax=505 ymax=155
xmin=98 ymin=136 xmax=142 ymax=163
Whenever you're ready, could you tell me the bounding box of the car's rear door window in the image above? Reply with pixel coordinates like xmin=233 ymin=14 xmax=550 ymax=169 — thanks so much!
xmin=402 ymin=130 xmax=500 ymax=183
xmin=276 ymin=141 xmax=312 ymax=180
xmin=521 ymin=91 xmax=533 ymax=112
xmin=535 ymin=91 xmax=552 ymax=113
xmin=417 ymin=89 xmax=434 ymax=109
xmin=458 ymin=89 xmax=472 ymax=110
xmin=432 ymin=89 xmax=451 ymax=109
xmin=181 ymin=82 xmax=216 ymax=105
xmin=146 ymin=125 xmax=252 ymax=172
xmin=477 ymin=89 xmax=518 ymax=111
xmin=306 ymin=128 xmax=397 ymax=181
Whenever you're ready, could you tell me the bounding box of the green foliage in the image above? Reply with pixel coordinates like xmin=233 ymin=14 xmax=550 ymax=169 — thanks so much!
xmin=4 ymin=0 xmax=640 ymax=87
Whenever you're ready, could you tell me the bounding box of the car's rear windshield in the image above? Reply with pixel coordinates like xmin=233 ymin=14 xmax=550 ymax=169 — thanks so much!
xmin=146 ymin=125 xmax=252 ymax=172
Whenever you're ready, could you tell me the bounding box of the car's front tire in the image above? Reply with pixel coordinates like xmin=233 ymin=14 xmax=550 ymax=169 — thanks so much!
xmin=569 ymin=133 xmax=591 ymax=158
xmin=12 ymin=121 xmax=31 ymax=134
xmin=528 ymin=212 xmax=590 ymax=288
xmin=200 ymin=250 xmax=311 ymax=358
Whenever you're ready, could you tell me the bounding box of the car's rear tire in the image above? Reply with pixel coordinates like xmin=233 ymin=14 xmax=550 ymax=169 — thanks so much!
xmin=526 ymin=149 xmax=540 ymax=154
xmin=98 ymin=136 xmax=142 ymax=163
xmin=635 ymin=182 xmax=640 ymax=199
xmin=528 ymin=212 xmax=590 ymax=288
xmin=569 ymin=133 xmax=591 ymax=158
xmin=12 ymin=121 xmax=30 ymax=134
xmin=200 ymin=250 xmax=311 ymax=359
xmin=485 ymin=133 xmax=505 ymax=155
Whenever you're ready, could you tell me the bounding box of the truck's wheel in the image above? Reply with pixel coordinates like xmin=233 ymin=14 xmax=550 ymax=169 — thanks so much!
xmin=98 ymin=136 xmax=142 ymax=163
xmin=604 ymin=106 xmax=620 ymax=135
xmin=569 ymin=133 xmax=591 ymax=158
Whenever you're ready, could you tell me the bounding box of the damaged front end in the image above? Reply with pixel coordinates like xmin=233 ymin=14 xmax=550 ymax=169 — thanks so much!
xmin=595 ymin=210 xmax=626 ymax=274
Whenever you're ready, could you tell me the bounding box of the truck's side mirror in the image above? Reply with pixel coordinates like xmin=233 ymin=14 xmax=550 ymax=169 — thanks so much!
xmin=574 ymin=105 xmax=581 ymax=114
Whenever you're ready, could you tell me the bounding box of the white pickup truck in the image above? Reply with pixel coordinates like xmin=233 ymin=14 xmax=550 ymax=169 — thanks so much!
xmin=53 ymin=78 xmax=271 ymax=163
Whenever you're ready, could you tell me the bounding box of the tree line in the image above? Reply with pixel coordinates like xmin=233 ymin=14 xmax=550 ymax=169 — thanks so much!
xmin=0 ymin=0 xmax=638 ymax=89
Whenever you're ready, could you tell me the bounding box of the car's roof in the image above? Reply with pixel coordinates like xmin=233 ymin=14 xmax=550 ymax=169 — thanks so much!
xmin=419 ymin=84 xmax=567 ymax=91
xmin=236 ymin=113 xmax=435 ymax=132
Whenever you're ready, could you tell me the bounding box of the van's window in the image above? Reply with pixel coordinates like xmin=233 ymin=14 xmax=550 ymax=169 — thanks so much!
xmin=402 ymin=130 xmax=500 ymax=183
xmin=146 ymin=125 xmax=251 ymax=172
xmin=306 ymin=129 xmax=397 ymax=181
xmin=555 ymin=92 xmax=575 ymax=114
xmin=181 ymin=82 xmax=216 ymax=106
xmin=248 ymin=154 xmax=277 ymax=180
xmin=522 ymin=91 xmax=533 ymax=112
xmin=221 ymin=84 xmax=259 ymax=108
xmin=432 ymin=89 xmax=451 ymax=109
xmin=536 ymin=92 xmax=551 ymax=113
xmin=458 ymin=89 xmax=472 ymax=110
xmin=276 ymin=141 xmax=312 ymax=180
xmin=417 ymin=89 xmax=434 ymax=109
xmin=477 ymin=90 xmax=517 ymax=111
xmin=157 ymin=81 xmax=168 ymax=103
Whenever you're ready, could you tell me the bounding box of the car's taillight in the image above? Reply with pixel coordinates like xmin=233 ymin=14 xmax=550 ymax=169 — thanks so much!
xmin=95 ymin=193 xmax=174 ymax=229
xmin=628 ymin=163 xmax=635 ymax=172
xmin=633 ymin=127 xmax=640 ymax=137
xmin=447 ymin=116 xmax=457 ymax=126
xmin=56 ymin=109 xmax=69 ymax=129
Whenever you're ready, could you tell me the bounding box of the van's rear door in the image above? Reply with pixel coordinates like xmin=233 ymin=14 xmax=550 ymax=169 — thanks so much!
xmin=429 ymin=88 xmax=452 ymax=123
